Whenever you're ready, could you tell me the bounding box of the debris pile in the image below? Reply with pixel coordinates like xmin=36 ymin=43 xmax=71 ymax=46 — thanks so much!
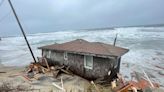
xmin=24 ymin=57 xmax=74 ymax=82
xmin=112 ymin=72 xmax=160 ymax=92
xmin=13 ymin=57 xmax=161 ymax=92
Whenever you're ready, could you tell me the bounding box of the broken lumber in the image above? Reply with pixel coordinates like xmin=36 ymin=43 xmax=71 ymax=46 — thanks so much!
xmin=52 ymin=77 xmax=65 ymax=92
xmin=61 ymin=77 xmax=64 ymax=90
xmin=39 ymin=65 xmax=49 ymax=72
xmin=53 ymin=70 xmax=60 ymax=78
xmin=52 ymin=82 xmax=65 ymax=92
xmin=21 ymin=75 xmax=32 ymax=82
xmin=56 ymin=65 xmax=65 ymax=70
xmin=91 ymin=81 xmax=100 ymax=92
xmin=142 ymin=69 xmax=154 ymax=88
xmin=60 ymin=69 xmax=73 ymax=75
xmin=44 ymin=58 xmax=50 ymax=71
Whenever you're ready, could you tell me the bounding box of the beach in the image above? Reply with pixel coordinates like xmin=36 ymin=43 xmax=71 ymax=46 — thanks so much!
xmin=0 ymin=63 xmax=95 ymax=92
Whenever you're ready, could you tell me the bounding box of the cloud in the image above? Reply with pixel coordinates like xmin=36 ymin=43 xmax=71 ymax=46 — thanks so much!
xmin=0 ymin=0 xmax=164 ymax=36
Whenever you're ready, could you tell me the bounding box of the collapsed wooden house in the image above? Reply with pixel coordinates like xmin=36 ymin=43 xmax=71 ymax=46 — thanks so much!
xmin=38 ymin=39 xmax=128 ymax=81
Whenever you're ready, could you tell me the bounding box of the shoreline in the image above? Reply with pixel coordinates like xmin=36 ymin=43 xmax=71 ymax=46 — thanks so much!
xmin=0 ymin=63 xmax=164 ymax=92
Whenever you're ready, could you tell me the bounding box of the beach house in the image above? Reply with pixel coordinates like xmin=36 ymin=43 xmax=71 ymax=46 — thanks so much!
xmin=38 ymin=39 xmax=128 ymax=80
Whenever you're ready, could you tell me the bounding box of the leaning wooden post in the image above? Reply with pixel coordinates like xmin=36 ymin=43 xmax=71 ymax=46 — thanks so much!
xmin=44 ymin=57 xmax=50 ymax=71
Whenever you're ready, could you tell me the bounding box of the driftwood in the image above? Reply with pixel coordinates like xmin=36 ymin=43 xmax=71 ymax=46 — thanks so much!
xmin=91 ymin=81 xmax=100 ymax=92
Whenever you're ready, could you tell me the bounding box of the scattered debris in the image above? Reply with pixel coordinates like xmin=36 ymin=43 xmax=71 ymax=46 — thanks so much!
xmin=24 ymin=57 xmax=74 ymax=82
xmin=4 ymin=56 xmax=161 ymax=92
xmin=111 ymin=71 xmax=160 ymax=92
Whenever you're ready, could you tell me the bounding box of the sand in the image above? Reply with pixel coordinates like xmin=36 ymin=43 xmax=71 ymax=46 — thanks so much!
xmin=0 ymin=64 xmax=96 ymax=92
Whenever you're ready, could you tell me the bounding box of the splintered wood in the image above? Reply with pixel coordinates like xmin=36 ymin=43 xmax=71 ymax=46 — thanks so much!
xmin=112 ymin=72 xmax=160 ymax=92
xmin=25 ymin=57 xmax=73 ymax=81
xmin=52 ymin=65 xmax=73 ymax=78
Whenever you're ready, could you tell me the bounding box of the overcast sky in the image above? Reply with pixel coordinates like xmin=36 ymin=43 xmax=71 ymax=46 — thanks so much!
xmin=0 ymin=0 xmax=164 ymax=36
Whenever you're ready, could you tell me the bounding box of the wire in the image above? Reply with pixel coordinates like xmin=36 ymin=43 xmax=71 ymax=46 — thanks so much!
xmin=0 ymin=11 xmax=11 ymax=23
xmin=0 ymin=0 xmax=5 ymax=8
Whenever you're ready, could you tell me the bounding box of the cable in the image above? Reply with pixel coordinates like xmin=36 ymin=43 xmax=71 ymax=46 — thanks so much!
xmin=0 ymin=0 xmax=5 ymax=8
xmin=0 ymin=11 xmax=11 ymax=22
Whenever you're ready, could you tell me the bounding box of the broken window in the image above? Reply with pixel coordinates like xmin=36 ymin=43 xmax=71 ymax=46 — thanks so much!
xmin=64 ymin=52 xmax=68 ymax=60
xmin=84 ymin=55 xmax=93 ymax=69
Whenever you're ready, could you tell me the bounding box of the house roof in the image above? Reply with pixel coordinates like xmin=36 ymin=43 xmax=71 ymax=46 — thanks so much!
xmin=38 ymin=39 xmax=129 ymax=57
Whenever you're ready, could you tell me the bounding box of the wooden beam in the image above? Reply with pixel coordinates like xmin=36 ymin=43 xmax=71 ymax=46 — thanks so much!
xmin=44 ymin=58 xmax=50 ymax=71
xmin=91 ymin=81 xmax=100 ymax=92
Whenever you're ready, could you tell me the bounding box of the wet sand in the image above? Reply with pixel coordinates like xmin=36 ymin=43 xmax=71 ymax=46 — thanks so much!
xmin=0 ymin=64 xmax=106 ymax=92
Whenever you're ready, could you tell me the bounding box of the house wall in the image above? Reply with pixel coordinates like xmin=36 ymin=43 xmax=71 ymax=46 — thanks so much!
xmin=42 ymin=49 xmax=119 ymax=80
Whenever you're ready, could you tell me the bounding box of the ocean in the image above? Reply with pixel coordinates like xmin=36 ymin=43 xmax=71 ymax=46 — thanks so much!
xmin=0 ymin=26 xmax=164 ymax=86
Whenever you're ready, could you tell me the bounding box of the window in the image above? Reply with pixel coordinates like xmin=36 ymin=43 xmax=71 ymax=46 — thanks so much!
xmin=84 ymin=55 xmax=93 ymax=69
xmin=43 ymin=50 xmax=51 ymax=58
xmin=64 ymin=52 xmax=68 ymax=60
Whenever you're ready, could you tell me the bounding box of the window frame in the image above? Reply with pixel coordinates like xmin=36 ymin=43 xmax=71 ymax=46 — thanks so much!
xmin=84 ymin=55 xmax=93 ymax=69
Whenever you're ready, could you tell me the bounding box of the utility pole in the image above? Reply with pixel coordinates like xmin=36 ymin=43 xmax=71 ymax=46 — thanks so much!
xmin=113 ymin=33 xmax=118 ymax=46
xmin=8 ymin=0 xmax=37 ymax=63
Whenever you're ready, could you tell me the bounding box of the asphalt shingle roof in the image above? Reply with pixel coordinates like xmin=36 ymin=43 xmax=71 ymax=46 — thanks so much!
xmin=38 ymin=39 xmax=129 ymax=57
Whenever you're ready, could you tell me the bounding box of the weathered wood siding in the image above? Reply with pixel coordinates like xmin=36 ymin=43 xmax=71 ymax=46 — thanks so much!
xmin=42 ymin=50 xmax=119 ymax=80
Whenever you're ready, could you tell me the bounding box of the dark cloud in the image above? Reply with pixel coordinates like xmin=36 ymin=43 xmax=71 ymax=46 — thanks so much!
xmin=0 ymin=0 xmax=164 ymax=36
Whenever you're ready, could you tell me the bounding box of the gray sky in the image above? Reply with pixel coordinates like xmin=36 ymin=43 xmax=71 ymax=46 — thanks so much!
xmin=0 ymin=0 xmax=164 ymax=36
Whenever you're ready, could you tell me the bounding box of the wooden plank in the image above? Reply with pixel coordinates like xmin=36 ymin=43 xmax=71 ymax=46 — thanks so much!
xmin=44 ymin=58 xmax=50 ymax=71
xmin=52 ymin=82 xmax=65 ymax=92
xmin=91 ymin=81 xmax=100 ymax=92
xmin=60 ymin=69 xmax=73 ymax=75
xmin=142 ymin=69 xmax=154 ymax=88
xmin=61 ymin=77 xmax=64 ymax=90
xmin=21 ymin=75 xmax=32 ymax=82
xmin=53 ymin=70 xmax=60 ymax=78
